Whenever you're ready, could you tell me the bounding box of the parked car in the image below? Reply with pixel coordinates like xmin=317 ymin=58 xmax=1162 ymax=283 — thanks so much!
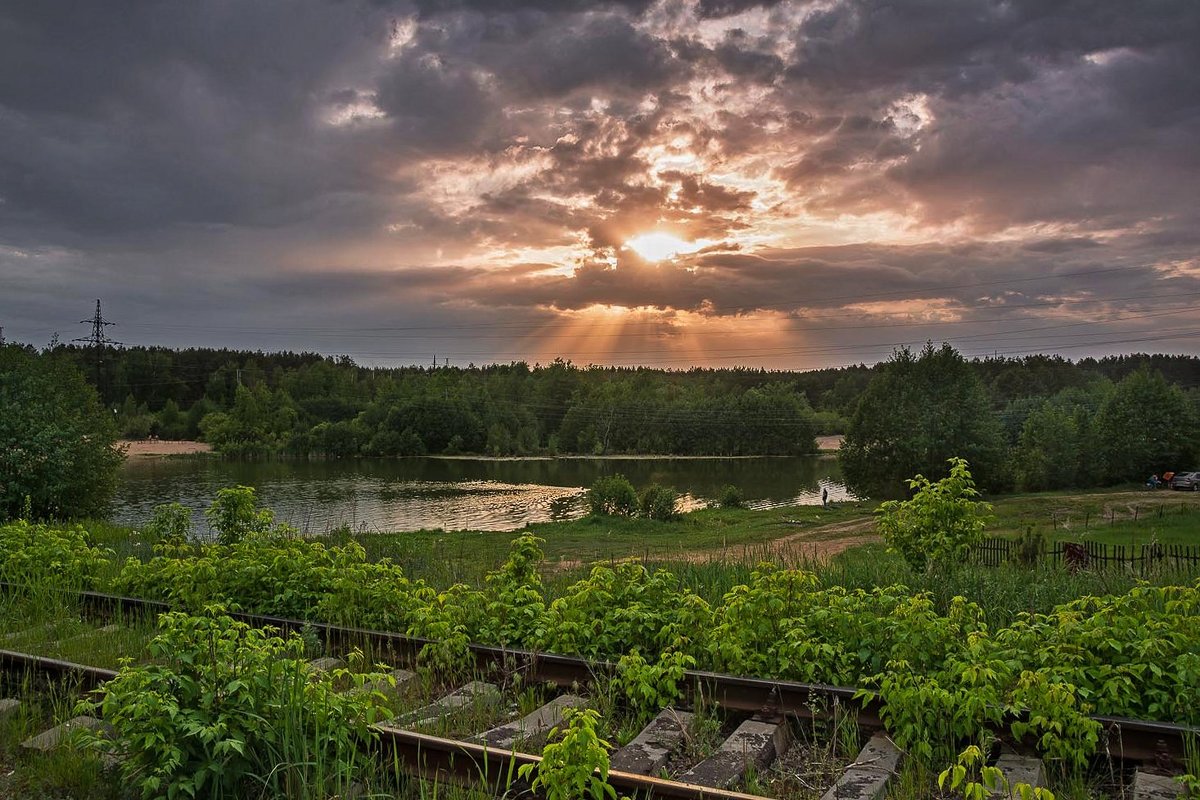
xmin=1170 ymin=471 xmax=1199 ymax=490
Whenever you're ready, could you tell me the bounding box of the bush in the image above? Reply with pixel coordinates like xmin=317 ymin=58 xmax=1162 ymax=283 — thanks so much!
xmin=85 ymin=609 xmax=392 ymax=799
xmin=717 ymin=484 xmax=744 ymax=509
xmin=204 ymin=485 xmax=276 ymax=545
xmin=0 ymin=519 xmax=111 ymax=590
xmin=586 ymin=474 xmax=637 ymax=516
xmin=875 ymin=458 xmax=992 ymax=573
xmin=638 ymin=484 xmax=678 ymax=520
xmin=0 ymin=345 xmax=124 ymax=520
xmin=143 ymin=502 xmax=193 ymax=545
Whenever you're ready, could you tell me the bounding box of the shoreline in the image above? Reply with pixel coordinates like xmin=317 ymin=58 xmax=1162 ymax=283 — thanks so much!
xmin=120 ymin=439 xmax=214 ymax=458
xmin=117 ymin=436 xmax=841 ymax=462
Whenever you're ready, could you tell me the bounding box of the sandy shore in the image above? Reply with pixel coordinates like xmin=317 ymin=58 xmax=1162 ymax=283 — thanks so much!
xmin=816 ymin=434 xmax=843 ymax=452
xmin=120 ymin=439 xmax=213 ymax=458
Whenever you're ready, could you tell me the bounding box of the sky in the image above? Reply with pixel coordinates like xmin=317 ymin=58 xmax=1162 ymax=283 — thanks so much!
xmin=2 ymin=0 xmax=1199 ymax=370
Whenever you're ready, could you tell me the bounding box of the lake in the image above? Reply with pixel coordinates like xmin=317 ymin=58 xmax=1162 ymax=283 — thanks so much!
xmin=112 ymin=455 xmax=853 ymax=534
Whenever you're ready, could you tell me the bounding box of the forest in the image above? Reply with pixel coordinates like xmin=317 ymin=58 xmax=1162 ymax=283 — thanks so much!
xmin=23 ymin=343 xmax=1200 ymax=496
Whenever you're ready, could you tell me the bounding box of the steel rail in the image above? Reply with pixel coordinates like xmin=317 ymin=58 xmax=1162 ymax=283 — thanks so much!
xmin=4 ymin=583 xmax=1196 ymax=764
xmin=371 ymin=726 xmax=774 ymax=800
xmin=0 ymin=648 xmax=116 ymax=691
xmin=0 ymin=643 xmax=773 ymax=800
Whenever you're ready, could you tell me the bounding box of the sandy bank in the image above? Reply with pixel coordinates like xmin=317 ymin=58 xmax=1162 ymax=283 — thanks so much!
xmin=816 ymin=435 xmax=843 ymax=452
xmin=120 ymin=440 xmax=213 ymax=458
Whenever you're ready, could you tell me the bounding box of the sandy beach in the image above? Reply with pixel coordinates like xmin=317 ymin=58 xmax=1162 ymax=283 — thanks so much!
xmin=120 ymin=440 xmax=213 ymax=458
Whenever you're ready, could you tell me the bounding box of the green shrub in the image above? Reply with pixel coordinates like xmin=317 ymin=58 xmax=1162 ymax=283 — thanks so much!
xmin=717 ymin=484 xmax=744 ymax=509
xmin=540 ymin=563 xmax=711 ymax=659
xmin=875 ymin=457 xmax=992 ymax=573
xmin=84 ymin=609 xmax=392 ymax=799
xmin=519 ymin=708 xmax=616 ymax=800
xmin=615 ymin=649 xmax=695 ymax=723
xmin=586 ymin=474 xmax=637 ymax=517
xmin=638 ymin=484 xmax=678 ymax=521
xmin=205 ymin=485 xmax=277 ymax=545
xmin=0 ymin=519 xmax=111 ymax=590
xmin=143 ymin=502 xmax=193 ymax=545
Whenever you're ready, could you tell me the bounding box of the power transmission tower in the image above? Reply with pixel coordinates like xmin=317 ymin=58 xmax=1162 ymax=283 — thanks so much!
xmin=73 ymin=299 xmax=121 ymax=402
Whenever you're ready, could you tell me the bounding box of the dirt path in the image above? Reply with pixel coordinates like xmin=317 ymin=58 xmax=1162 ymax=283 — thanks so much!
xmin=664 ymin=515 xmax=879 ymax=566
xmin=120 ymin=439 xmax=213 ymax=458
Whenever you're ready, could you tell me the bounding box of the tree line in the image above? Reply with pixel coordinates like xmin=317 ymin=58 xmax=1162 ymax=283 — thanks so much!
xmin=50 ymin=344 xmax=1200 ymax=481
xmin=6 ymin=341 xmax=1200 ymax=520
xmin=51 ymin=346 xmax=823 ymax=458
xmin=840 ymin=343 xmax=1200 ymax=497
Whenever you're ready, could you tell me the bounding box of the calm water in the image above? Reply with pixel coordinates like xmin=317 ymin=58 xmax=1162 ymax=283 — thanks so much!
xmin=113 ymin=455 xmax=852 ymax=534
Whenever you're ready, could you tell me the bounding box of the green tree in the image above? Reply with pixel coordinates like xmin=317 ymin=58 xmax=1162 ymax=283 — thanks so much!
xmin=1013 ymin=403 xmax=1081 ymax=491
xmin=156 ymin=399 xmax=189 ymax=440
xmin=0 ymin=346 xmax=124 ymax=520
xmin=205 ymin=486 xmax=274 ymax=545
xmin=840 ymin=344 xmax=1006 ymax=497
xmin=875 ymin=457 xmax=992 ymax=573
xmin=1095 ymin=366 xmax=1197 ymax=483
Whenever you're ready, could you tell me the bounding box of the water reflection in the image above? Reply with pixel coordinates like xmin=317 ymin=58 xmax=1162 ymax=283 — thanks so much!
xmin=113 ymin=455 xmax=852 ymax=535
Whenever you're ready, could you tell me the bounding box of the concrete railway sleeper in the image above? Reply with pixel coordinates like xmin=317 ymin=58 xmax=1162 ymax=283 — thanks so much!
xmin=0 ymin=613 xmax=1195 ymax=800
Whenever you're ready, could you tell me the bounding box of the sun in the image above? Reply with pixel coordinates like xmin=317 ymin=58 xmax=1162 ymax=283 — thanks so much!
xmin=624 ymin=232 xmax=702 ymax=262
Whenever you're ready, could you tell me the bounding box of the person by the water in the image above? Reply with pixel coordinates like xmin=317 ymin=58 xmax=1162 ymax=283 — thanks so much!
xmin=821 ymin=486 xmax=829 ymax=507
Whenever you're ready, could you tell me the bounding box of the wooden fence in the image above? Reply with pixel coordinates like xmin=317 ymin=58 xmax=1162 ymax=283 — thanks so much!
xmin=975 ymin=537 xmax=1200 ymax=573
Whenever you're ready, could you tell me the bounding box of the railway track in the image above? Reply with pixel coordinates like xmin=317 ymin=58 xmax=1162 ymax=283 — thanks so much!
xmin=1 ymin=587 xmax=1196 ymax=800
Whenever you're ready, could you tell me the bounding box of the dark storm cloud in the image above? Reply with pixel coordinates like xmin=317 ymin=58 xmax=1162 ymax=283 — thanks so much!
xmin=2 ymin=0 xmax=1200 ymax=366
xmin=695 ymin=0 xmax=780 ymax=19
xmin=410 ymin=0 xmax=659 ymax=18
xmin=0 ymin=0 xmax=391 ymax=237
xmin=786 ymin=0 xmax=1200 ymax=97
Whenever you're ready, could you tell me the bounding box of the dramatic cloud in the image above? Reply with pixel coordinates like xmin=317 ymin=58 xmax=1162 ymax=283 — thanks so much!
xmin=2 ymin=0 xmax=1198 ymax=368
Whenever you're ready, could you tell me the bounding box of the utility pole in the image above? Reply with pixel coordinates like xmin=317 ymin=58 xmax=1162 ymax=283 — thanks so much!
xmin=73 ymin=299 xmax=121 ymax=402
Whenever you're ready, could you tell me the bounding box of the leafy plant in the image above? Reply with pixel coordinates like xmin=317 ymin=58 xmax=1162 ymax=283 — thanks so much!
xmin=82 ymin=607 xmax=393 ymax=800
xmin=481 ymin=534 xmax=548 ymax=646
xmin=637 ymin=484 xmax=678 ymax=521
xmin=717 ymin=484 xmax=744 ymax=509
xmin=0 ymin=519 xmax=111 ymax=590
xmin=143 ymin=502 xmax=193 ymax=545
xmin=204 ymin=486 xmax=277 ymax=545
xmin=586 ymin=475 xmax=637 ymax=517
xmin=939 ymin=745 xmax=1056 ymax=800
xmin=875 ymin=457 xmax=992 ymax=572
xmin=614 ymin=650 xmax=695 ymax=723
xmin=519 ymin=708 xmax=617 ymax=800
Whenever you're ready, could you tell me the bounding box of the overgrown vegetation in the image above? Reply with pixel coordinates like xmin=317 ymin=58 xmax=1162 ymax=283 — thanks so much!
xmin=82 ymin=609 xmax=392 ymax=799
xmin=518 ymin=708 xmax=619 ymax=800
xmin=44 ymin=491 xmax=1200 ymax=767
xmin=875 ymin=458 xmax=992 ymax=572
xmin=3 ymin=484 xmax=1200 ymax=798
xmin=0 ymin=344 xmax=124 ymax=520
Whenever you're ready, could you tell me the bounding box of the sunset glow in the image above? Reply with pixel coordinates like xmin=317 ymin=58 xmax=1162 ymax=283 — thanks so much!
xmin=624 ymin=233 xmax=704 ymax=262
xmin=0 ymin=1 xmax=1197 ymax=369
